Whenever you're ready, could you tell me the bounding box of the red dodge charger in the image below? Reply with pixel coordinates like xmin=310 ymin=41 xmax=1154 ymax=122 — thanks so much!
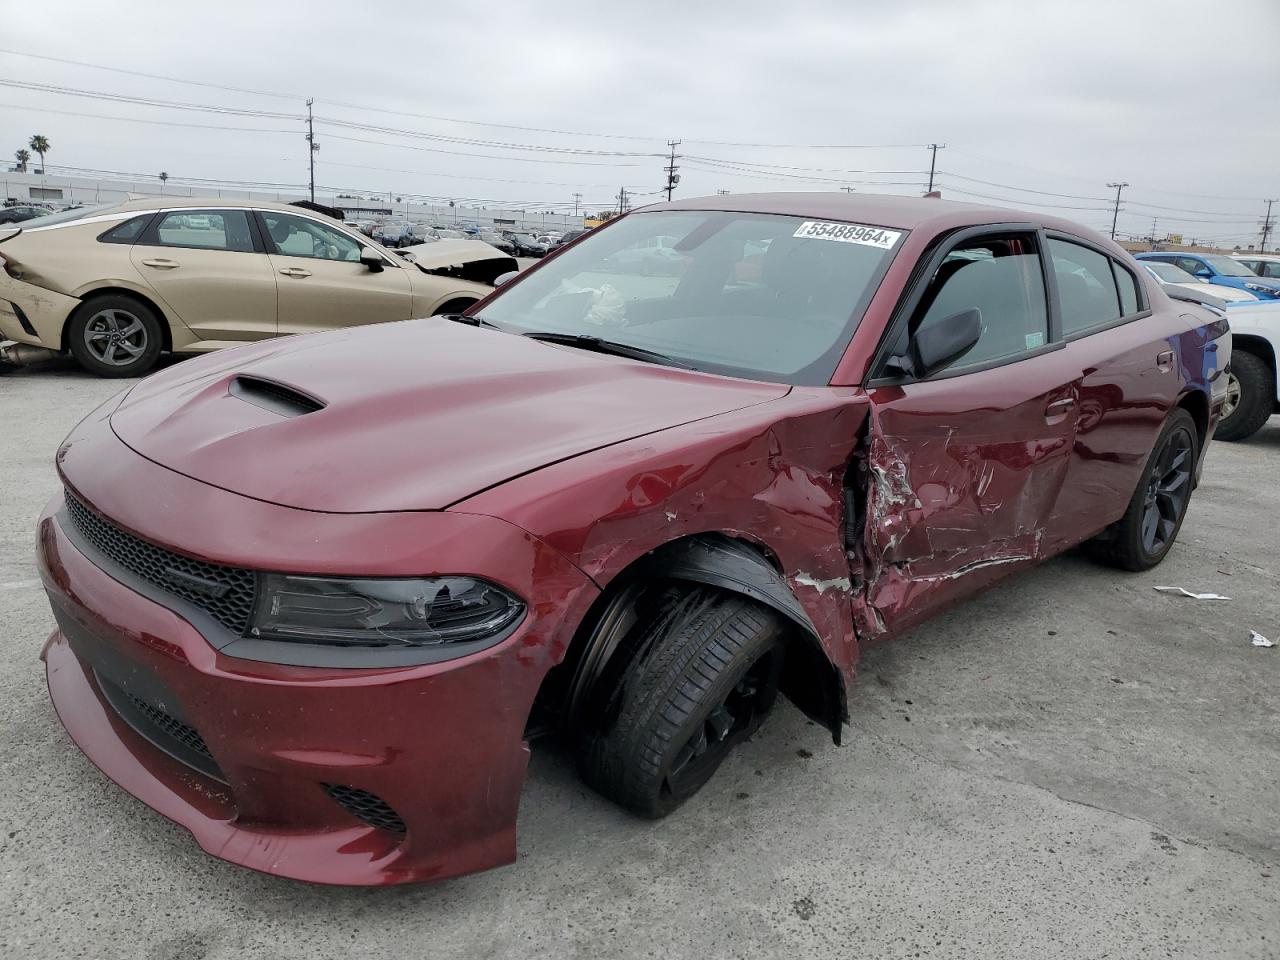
xmin=37 ymin=193 xmax=1230 ymax=884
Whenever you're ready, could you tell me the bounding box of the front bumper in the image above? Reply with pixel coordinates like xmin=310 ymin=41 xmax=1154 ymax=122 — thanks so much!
xmin=38 ymin=425 xmax=599 ymax=885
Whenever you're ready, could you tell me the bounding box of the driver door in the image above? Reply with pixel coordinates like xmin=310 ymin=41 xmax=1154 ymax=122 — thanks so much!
xmin=254 ymin=210 xmax=413 ymax=336
xmin=859 ymin=228 xmax=1082 ymax=635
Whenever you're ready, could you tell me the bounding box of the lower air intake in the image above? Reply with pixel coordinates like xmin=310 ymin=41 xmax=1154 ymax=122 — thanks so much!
xmin=322 ymin=784 xmax=406 ymax=836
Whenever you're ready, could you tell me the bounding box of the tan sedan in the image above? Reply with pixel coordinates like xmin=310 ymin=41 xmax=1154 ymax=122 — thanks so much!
xmin=0 ymin=199 xmax=514 ymax=376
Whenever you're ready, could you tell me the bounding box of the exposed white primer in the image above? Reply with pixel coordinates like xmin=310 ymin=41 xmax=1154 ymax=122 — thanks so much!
xmin=794 ymin=572 xmax=853 ymax=594
xmin=665 ymin=511 xmax=677 ymax=522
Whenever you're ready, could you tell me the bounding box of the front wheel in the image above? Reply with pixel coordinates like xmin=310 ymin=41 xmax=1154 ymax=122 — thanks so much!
xmin=1086 ymin=408 xmax=1197 ymax=571
xmin=67 ymin=295 xmax=164 ymax=378
xmin=576 ymin=587 xmax=785 ymax=819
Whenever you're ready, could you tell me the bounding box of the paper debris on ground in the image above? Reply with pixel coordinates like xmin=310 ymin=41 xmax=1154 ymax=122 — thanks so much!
xmin=1250 ymin=631 xmax=1275 ymax=649
xmin=1153 ymin=586 xmax=1232 ymax=601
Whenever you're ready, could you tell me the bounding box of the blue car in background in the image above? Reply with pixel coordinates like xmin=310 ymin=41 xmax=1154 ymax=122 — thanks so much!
xmin=1134 ymin=251 xmax=1280 ymax=300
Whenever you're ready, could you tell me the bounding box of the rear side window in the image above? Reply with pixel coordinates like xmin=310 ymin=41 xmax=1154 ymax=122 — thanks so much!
xmin=910 ymin=233 xmax=1049 ymax=371
xmin=1113 ymin=262 xmax=1140 ymax=316
xmin=1049 ymin=239 xmax=1121 ymax=335
xmin=152 ymin=210 xmax=254 ymax=252
xmin=99 ymin=215 xmax=152 ymax=244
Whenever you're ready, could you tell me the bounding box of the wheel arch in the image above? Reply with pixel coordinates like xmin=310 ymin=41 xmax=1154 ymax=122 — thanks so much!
xmin=62 ymin=285 xmax=175 ymax=353
xmin=548 ymin=533 xmax=847 ymax=745
xmin=1175 ymin=387 xmax=1209 ymax=451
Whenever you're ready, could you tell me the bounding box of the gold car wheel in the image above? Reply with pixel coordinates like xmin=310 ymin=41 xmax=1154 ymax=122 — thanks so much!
xmin=84 ymin=308 xmax=148 ymax=367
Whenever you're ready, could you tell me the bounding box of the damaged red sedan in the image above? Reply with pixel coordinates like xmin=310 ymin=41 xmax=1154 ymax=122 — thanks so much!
xmin=38 ymin=193 xmax=1229 ymax=885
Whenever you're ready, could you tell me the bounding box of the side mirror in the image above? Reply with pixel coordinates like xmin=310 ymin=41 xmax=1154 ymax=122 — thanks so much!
xmin=892 ymin=308 xmax=982 ymax=380
xmin=494 ymin=270 xmax=519 ymax=287
xmin=360 ymin=248 xmax=385 ymax=272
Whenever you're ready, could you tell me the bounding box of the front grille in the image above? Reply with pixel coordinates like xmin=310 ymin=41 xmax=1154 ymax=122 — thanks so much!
xmin=323 ymin=784 xmax=407 ymax=835
xmin=65 ymin=490 xmax=257 ymax=634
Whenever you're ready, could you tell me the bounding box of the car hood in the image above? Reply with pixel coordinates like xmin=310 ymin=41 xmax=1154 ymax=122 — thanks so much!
xmin=109 ymin=318 xmax=788 ymax=513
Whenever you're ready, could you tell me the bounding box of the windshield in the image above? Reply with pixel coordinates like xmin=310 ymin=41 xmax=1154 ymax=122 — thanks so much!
xmin=1146 ymin=262 xmax=1200 ymax=283
xmin=1203 ymin=255 xmax=1255 ymax=277
xmin=16 ymin=203 xmax=126 ymax=229
xmin=435 ymin=229 xmax=465 ymax=239
xmin=476 ymin=210 xmax=904 ymax=385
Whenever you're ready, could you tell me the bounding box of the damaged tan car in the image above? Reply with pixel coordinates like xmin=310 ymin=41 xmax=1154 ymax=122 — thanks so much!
xmin=0 ymin=199 xmax=516 ymax=376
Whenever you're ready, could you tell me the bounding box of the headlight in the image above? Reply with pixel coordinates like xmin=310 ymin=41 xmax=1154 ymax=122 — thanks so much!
xmin=249 ymin=574 xmax=525 ymax=648
xmin=1244 ymin=282 xmax=1274 ymax=294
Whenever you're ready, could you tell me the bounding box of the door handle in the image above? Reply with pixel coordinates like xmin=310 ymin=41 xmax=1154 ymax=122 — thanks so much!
xmin=278 ymin=267 xmax=312 ymax=278
xmin=1044 ymin=397 xmax=1075 ymax=422
xmin=139 ymin=258 xmax=179 ymax=269
xmin=1156 ymin=350 xmax=1174 ymax=372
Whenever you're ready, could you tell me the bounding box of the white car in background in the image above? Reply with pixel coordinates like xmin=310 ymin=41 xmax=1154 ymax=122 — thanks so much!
xmin=1141 ymin=261 xmax=1260 ymax=303
xmin=1215 ymin=298 xmax=1280 ymax=440
xmin=1234 ymin=253 xmax=1280 ymax=282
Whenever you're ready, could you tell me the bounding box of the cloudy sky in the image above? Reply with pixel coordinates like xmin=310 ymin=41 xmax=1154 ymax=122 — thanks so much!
xmin=3 ymin=0 xmax=1278 ymax=244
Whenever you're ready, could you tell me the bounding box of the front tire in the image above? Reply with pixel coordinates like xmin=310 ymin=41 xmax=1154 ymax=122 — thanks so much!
xmin=67 ymin=295 xmax=163 ymax=378
xmin=576 ymin=587 xmax=785 ymax=819
xmin=1086 ymin=408 xmax=1197 ymax=571
xmin=1215 ymin=351 xmax=1273 ymax=442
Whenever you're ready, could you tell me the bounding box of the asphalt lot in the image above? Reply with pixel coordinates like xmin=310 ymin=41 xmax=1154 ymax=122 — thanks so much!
xmin=2 ymin=358 xmax=1278 ymax=960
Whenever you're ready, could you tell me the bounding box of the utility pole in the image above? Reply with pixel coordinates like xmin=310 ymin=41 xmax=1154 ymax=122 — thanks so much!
xmin=616 ymin=186 xmax=629 ymax=216
xmin=841 ymin=186 xmax=856 ymax=193
xmin=664 ymin=140 xmax=682 ymax=201
xmin=926 ymin=143 xmax=945 ymax=193
xmin=1149 ymin=217 xmax=1159 ymax=251
xmin=1260 ymin=199 xmax=1277 ymax=254
xmin=1107 ymin=181 xmax=1128 ymax=240
xmin=305 ymin=98 xmax=317 ymax=203
xmin=716 ymin=189 xmax=730 ymax=195
xmin=572 ymin=192 xmax=582 ymax=218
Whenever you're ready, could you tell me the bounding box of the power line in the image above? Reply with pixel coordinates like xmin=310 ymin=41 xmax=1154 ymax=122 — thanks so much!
xmin=0 ymin=101 xmax=297 ymax=134
xmin=0 ymin=78 xmax=301 ymax=119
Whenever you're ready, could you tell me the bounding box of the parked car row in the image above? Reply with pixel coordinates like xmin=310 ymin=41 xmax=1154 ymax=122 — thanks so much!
xmin=0 ymin=199 xmax=517 ymax=376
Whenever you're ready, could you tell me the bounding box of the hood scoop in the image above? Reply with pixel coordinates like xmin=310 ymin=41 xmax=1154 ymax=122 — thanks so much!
xmin=228 ymin=375 xmax=325 ymax=418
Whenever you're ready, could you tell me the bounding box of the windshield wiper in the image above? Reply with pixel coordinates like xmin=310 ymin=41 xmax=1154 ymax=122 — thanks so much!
xmin=442 ymin=313 xmax=500 ymax=329
xmin=521 ymin=331 xmax=698 ymax=370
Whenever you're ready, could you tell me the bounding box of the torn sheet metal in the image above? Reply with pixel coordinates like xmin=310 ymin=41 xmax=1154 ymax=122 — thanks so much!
xmin=1250 ymin=630 xmax=1275 ymax=648
xmin=1153 ymin=586 xmax=1232 ymax=600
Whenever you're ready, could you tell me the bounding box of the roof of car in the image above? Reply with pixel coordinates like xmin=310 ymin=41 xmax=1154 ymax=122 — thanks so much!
xmin=103 ymin=197 xmax=347 ymax=217
xmin=653 ymin=191 xmax=1114 ymax=243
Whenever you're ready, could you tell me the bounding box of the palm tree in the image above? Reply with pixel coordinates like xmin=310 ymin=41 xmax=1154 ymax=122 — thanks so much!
xmin=14 ymin=148 xmax=29 ymax=172
xmin=158 ymin=171 xmax=169 ymax=195
xmin=28 ymin=134 xmax=50 ymax=174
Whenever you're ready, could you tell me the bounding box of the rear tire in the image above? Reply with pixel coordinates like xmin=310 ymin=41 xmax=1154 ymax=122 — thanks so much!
xmin=1086 ymin=408 xmax=1197 ymax=571
xmin=1215 ymin=351 xmax=1273 ymax=442
xmin=67 ymin=295 xmax=163 ymax=378
xmin=576 ymin=587 xmax=785 ymax=819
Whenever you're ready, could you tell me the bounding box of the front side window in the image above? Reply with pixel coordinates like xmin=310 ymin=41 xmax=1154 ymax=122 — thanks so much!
xmin=154 ymin=210 xmax=254 ymax=252
xmin=476 ymin=210 xmax=904 ymax=385
xmin=907 ymin=233 xmax=1048 ymax=371
xmin=1175 ymin=257 xmax=1210 ymax=277
xmin=260 ymin=211 xmax=362 ymax=261
xmin=1263 ymin=262 xmax=1280 ymax=279
xmin=1049 ymin=238 xmax=1121 ymax=334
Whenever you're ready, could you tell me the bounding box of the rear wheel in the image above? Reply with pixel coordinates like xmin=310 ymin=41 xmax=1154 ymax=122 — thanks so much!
xmin=1086 ymin=408 xmax=1197 ymax=571
xmin=576 ymin=587 xmax=785 ymax=819
xmin=67 ymin=295 xmax=163 ymax=378
xmin=1215 ymin=351 xmax=1274 ymax=442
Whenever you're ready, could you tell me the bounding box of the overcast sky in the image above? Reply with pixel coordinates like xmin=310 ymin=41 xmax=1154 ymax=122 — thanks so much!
xmin=3 ymin=0 xmax=1278 ymax=243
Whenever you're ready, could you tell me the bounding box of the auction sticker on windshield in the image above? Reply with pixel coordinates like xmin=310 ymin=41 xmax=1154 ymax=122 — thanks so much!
xmin=793 ymin=221 xmax=902 ymax=249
